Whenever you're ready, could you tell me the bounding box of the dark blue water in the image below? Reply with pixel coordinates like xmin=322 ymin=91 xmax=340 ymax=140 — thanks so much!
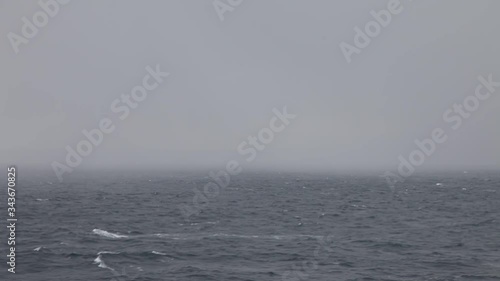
xmin=5 ymin=170 xmax=500 ymax=280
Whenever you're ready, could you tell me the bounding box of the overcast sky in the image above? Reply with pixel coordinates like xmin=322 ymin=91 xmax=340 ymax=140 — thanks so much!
xmin=1 ymin=0 xmax=499 ymax=172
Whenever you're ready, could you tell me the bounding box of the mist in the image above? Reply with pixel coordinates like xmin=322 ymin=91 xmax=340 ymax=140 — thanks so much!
xmin=1 ymin=0 xmax=499 ymax=176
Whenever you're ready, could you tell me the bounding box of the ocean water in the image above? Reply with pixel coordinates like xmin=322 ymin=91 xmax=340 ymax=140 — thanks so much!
xmin=7 ymin=170 xmax=500 ymax=281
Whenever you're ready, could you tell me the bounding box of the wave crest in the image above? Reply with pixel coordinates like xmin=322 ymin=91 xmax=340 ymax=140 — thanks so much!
xmin=92 ymin=229 xmax=128 ymax=239
xmin=152 ymin=251 xmax=168 ymax=255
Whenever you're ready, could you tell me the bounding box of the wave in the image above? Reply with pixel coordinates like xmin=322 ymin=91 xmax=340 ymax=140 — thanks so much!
xmin=178 ymin=221 xmax=219 ymax=226
xmin=92 ymin=229 xmax=128 ymax=239
xmin=206 ymin=233 xmax=323 ymax=240
xmin=97 ymin=251 xmax=121 ymax=255
xmin=92 ymin=229 xmax=322 ymax=241
xmin=93 ymin=253 xmax=125 ymax=280
xmin=94 ymin=252 xmax=143 ymax=280
xmin=155 ymin=233 xmax=322 ymax=240
xmin=152 ymin=251 xmax=168 ymax=255
xmin=93 ymin=254 xmax=114 ymax=270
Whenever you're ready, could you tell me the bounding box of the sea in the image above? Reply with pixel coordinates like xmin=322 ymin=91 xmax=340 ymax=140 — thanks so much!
xmin=5 ymin=170 xmax=500 ymax=281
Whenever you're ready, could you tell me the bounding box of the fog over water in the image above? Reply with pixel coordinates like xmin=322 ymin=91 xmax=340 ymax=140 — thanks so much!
xmin=2 ymin=2 xmax=500 ymax=280
xmin=1 ymin=0 xmax=499 ymax=173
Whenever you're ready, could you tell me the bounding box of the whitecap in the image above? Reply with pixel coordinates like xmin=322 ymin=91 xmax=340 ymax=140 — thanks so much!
xmin=34 ymin=246 xmax=42 ymax=251
xmin=93 ymin=253 xmax=120 ymax=275
xmin=152 ymin=232 xmax=323 ymax=241
xmin=436 ymin=183 xmax=443 ymax=186
xmin=97 ymin=251 xmax=120 ymax=255
xmin=92 ymin=229 xmax=128 ymax=239
xmin=154 ymin=234 xmax=185 ymax=240
xmin=93 ymin=255 xmax=110 ymax=269
xmin=36 ymin=199 xmax=49 ymax=201
xmin=152 ymin=251 xmax=167 ymax=255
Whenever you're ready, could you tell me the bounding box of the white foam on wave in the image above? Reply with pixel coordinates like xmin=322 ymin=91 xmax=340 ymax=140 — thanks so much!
xmin=154 ymin=233 xmax=185 ymax=240
xmin=93 ymin=253 xmax=120 ymax=275
xmin=93 ymin=255 xmax=111 ymax=269
xmin=34 ymin=246 xmax=42 ymax=251
xmin=97 ymin=251 xmax=120 ymax=255
xmin=152 ymin=251 xmax=167 ymax=255
xmin=178 ymin=221 xmax=219 ymax=226
xmin=154 ymin=233 xmax=322 ymax=240
xmin=36 ymin=198 xmax=49 ymax=201
xmin=98 ymin=231 xmax=323 ymax=241
xmin=92 ymin=229 xmax=128 ymax=239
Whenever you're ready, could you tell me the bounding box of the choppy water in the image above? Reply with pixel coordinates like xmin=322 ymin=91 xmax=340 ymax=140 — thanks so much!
xmin=7 ymin=170 xmax=500 ymax=280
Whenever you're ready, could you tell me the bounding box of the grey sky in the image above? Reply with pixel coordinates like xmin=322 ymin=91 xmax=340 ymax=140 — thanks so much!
xmin=1 ymin=0 xmax=499 ymax=172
